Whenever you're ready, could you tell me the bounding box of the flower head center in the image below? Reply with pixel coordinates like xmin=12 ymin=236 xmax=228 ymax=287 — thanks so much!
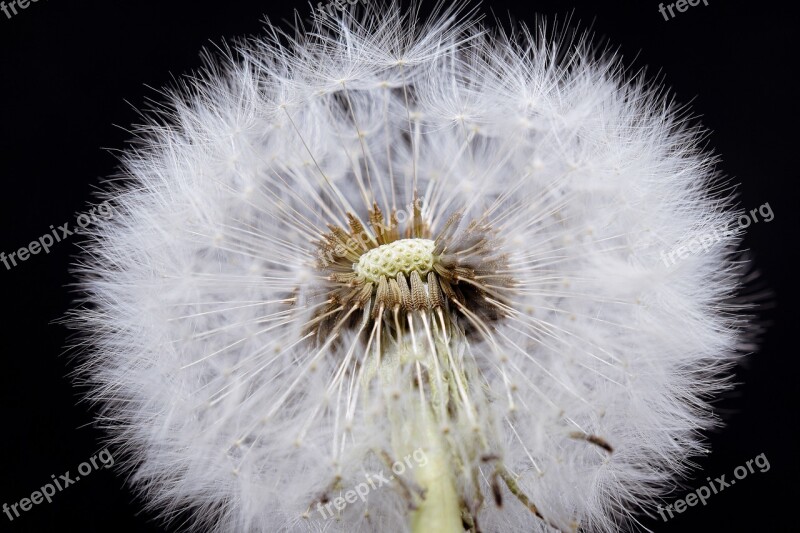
xmin=355 ymin=238 xmax=436 ymax=283
xmin=307 ymin=201 xmax=515 ymax=340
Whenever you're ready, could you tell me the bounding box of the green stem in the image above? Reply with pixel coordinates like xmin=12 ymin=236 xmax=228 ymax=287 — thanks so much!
xmin=409 ymin=404 xmax=462 ymax=533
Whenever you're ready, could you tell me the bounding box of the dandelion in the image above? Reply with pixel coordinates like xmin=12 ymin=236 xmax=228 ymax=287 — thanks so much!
xmin=69 ymin=3 xmax=754 ymax=532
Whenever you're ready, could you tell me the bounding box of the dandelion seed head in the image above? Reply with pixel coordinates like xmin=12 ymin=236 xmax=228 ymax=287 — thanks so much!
xmin=68 ymin=3 xmax=754 ymax=532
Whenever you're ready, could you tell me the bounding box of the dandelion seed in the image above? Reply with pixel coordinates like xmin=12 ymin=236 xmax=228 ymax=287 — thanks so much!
xmin=69 ymin=3 xmax=755 ymax=532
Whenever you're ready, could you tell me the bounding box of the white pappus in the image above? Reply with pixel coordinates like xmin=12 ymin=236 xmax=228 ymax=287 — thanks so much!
xmin=68 ymin=2 xmax=755 ymax=532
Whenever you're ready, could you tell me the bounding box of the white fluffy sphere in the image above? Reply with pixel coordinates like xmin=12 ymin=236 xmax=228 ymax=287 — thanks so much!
xmin=70 ymin=3 xmax=751 ymax=532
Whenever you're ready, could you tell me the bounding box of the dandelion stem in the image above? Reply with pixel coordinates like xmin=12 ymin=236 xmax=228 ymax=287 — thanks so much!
xmin=409 ymin=403 xmax=462 ymax=533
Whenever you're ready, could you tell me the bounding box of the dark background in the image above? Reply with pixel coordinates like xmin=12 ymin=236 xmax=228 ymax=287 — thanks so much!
xmin=0 ymin=0 xmax=796 ymax=531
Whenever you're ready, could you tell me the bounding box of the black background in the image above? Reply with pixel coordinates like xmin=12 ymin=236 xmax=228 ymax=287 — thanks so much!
xmin=0 ymin=0 xmax=796 ymax=531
